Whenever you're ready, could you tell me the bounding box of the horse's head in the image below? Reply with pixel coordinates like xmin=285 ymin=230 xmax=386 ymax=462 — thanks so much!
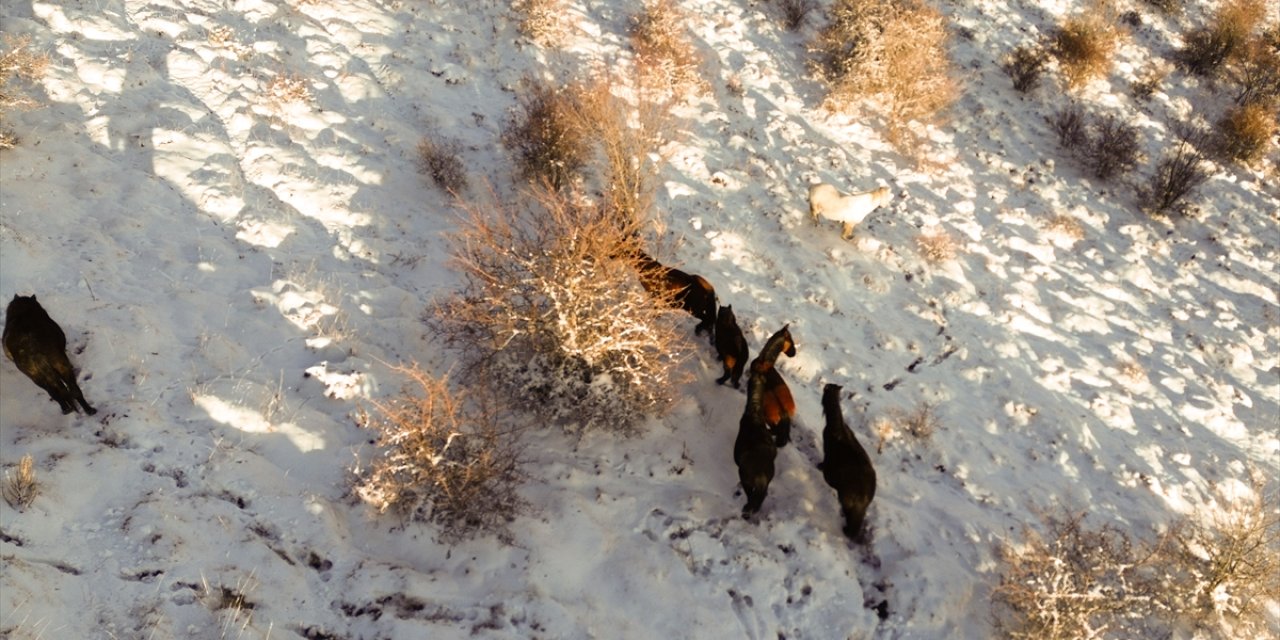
xmin=779 ymin=324 xmax=796 ymax=358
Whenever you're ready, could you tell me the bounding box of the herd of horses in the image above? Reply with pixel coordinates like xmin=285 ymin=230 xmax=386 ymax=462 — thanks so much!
xmin=631 ymin=247 xmax=878 ymax=542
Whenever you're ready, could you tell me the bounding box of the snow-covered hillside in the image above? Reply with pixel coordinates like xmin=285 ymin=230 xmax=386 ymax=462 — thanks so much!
xmin=1 ymin=0 xmax=1276 ymax=638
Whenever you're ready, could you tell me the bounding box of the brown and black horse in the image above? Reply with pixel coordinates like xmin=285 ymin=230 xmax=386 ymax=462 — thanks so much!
xmin=819 ymin=383 xmax=876 ymax=541
xmin=631 ymin=250 xmax=718 ymax=342
xmin=751 ymin=324 xmax=797 ymax=448
xmin=714 ymin=305 xmax=749 ymax=388
xmin=734 ymin=361 xmax=776 ymax=518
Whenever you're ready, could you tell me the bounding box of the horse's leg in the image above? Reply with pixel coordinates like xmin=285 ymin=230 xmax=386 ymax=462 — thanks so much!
xmin=841 ymin=222 xmax=855 ymax=240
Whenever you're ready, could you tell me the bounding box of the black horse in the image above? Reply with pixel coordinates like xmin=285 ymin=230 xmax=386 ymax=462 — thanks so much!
xmin=3 ymin=295 xmax=96 ymax=415
xmin=734 ymin=364 xmax=777 ymax=518
xmin=714 ymin=305 xmax=748 ymax=388
xmin=819 ymin=383 xmax=876 ymax=541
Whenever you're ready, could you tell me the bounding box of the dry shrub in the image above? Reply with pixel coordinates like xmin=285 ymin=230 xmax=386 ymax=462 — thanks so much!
xmin=1005 ymin=44 xmax=1050 ymax=93
xmin=430 ymin=187 xmax=692 ymax=433
xmin=1052 ymin=106 xmax=1142 ymax=181
xmin=512 ymin=0 xmax=570 ymax=47
xmin=1155 ymin=476 xmax=1280 ymax=636
xmin=916 ymin=231 xmax=957 ymax=265
xmin=1044 ymin=214 xmax=1085 ymax=241
xmin=1051 ymin=6 xmax=1123 ymax=89
xmin=2 ymin=454 xmax=38 ymax=511
xmin=630 ymin=0 xmax=706 ymax=99
xmin=1130 ymin=63 xmax=1169 ymax=102
xmin=1139 ymin=126 xmax=1212 ymax=216
xmin=502 ymin=76 xmax=593 ymax=191
xmin=811 ymin=0 xmax=959 ymax=153
xmin=354 ymin=365 xmax=523 ymax=542
xmin=1050 ymin=103 xmax=1089 ymax=150
xmin=1142 ymin=0 xmax=1182 ymax=15
xmin=0 ymin=35 xmax=49 ymax=149
xmin=775 ymin=0 xmax=818 ymax=31
xmin=991 ymin=509 xmax=1163 ymax=639
xmin=264 ymin=72 xmax=312 ymax=107
xmin=1179 ymin=0 xmax=1268 ymax=76
xmin=1215 ymin=101 xmax=1277 ymax=164
xmin=1227 ymin=34 xmax=1280 ymax=107
xmin=417 ymin=134 xmax=468 ymax=196
xmin=887 ymin=402 xmax=938 ymax=441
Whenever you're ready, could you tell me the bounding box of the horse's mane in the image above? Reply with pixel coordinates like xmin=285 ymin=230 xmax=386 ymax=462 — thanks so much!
xmin=756 ymin=325 xmax=793 ymax=367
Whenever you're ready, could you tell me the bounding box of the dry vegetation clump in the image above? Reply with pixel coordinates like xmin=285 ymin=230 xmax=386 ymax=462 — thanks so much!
xmin=1214 ymin=101 xmax=1277 ymax=164
xmin=1050 ymin=102 xmax=1090 ymax=150
xmin=3 ymin=454 xmax=39 ymax=511
xmin=629 ymin=0 xmax=706 ymax=99
xmin=1154 ymin=475 xmax=1280 ymax=636
xmin=1050 ymin=6 xmax=1124 ymax=89
xmin=512 ymin=0 xmax=570 ymax=47
xmin=430 ymin=187 xmax=692 ymax=433
xmin=1227 ymin=32 xmax=1280 ymax=107
xmin=417 ymin=134 xmax=468 ymax=196
xmin=0 ymin=36 xmax=49 ymax=149
xmin=811 ymin=0 xmax=959 ymax=153
xmin=1142 ymin=0 xmax=1182 ymax=15
xmin=916 ymin=231 xmax=958 ymax=265
xmin=502 ymin=76 xmax=594 ymax=191
xmin=1179 ymin=0 xmax=1268 ymax=76
xmin=354 ymin=365 xmax=523 ymax=542
xmin=1130 ymin=63 xmax=1169 ymax=102
xmin=1044 ymin=214 xmax=1086 ymax=242
xmin=774 ymin=0 xmax=819 ymax=31
xmin=1139 ymin=126 xmax=1212 ymax=216
xmin=1004 ymin=44 xmax=1050 ymax=93
xmin=991 ymin=509 xmax=1162 ymax=640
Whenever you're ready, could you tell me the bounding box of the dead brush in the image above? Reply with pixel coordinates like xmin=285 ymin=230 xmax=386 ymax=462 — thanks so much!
xmin=1044 ymin=214 xmax=1085 ymax=242
xmin=3 ymin=454 xmax=38 ymax=511
xmin=774 ymin=0 xmax=818 ymax=31
xmin=1153 ymin=473 xmax=1280 ymax=635
xmin=0 ymin=35 xmax=49 ymax=149
xmin=811 ymin=0 xmax=958 ymax=155
xmin=1214 ymin=101 xmax=1277 ymax=165
xmin=429 ymin=186 xmax=693 ymax=433
xmin=1050 ymin=5 xmax=1124 ymax=89
xmin=1178 ymin=0 xmax=1268 ymax=76
xmin=417 ymin=134 xmax=468 ymax=196
xmin=1004 ymin=44 xmax=1050 ymax=93
xmin=1138 ymin=125 xmax=1212 ymax=217
xmin=1227 ymin=31 xmax=1280 ymax=107
xmin=502 ymin=75 xmax=593 ymax=191
xmin=629 ymin=0 xmax=706 ymax=99
xmin=916 ymin=231 xmax=958 ymax=265
xmin=354 ymin=364 xmax=524 ymax=542
xmin=512 ymin=0 xmax=570 ymax=47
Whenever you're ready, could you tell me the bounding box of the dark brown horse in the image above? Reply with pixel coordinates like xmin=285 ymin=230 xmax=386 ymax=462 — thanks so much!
xmin=819 ymin=383 xmax=876 ymax=541
xmin=734 ymin=364 xmax=776 ymax=518
xmin=714 ymin=305 xmax=748 ymax=388
xmin=751 ymin=325 xmax=796 ymax=447
xmin=631 ymin=250 xmax=717 ymax=341
xmin=3 ymin=295 xmax=96 ymax=415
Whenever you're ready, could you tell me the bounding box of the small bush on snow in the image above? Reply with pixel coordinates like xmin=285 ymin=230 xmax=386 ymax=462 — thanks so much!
xmin=354 ymin=365 xmax=523 ymax=542
xmin=1178 ymin=0 xmax=1268 ymax=76
xmin=417 ymin=134 xmax=468 ymax=196
xmin=1051 ymin=105 xmax=1142 ymax=181
xmin=1227 ymin=31 xmax=1280 ymax=108
xmin=1050 ymin=5 xmax=1124 ymax=90
xmin=502 ymin=75 xmax=594 ymax=191
xmin=1138 ymin=125 xmax=1212 ymax=217
xmin=629 ymin=0 xmax=706 ymax=99
xmin=429 ymin=187 xmax=692 ymax=434
xmin=1214 ymin=101 xmax=1277 ymax=164
xmin=774 ymin=0 xmax=818 ymax=32
xmin=512 ymin=0 xmax=570 ymax=47
xmin=1004 ymin=44 xmax=1050 ymax=93
xmin=2 ymin=454 xmax=38 ymax=511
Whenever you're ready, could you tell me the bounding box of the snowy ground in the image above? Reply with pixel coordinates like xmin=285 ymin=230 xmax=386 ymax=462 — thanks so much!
xmin=1 ymin=0 xmax=1277 ymax=638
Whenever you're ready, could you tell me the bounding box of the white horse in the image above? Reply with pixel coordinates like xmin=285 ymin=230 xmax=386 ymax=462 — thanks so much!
xmin=808 ymin=183 xmax=894 ymax=240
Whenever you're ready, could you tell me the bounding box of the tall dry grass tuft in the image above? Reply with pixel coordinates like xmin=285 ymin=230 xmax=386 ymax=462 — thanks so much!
xmin=1215 ymin=101 xmax=1277 ymax=164
xmin=512 ymin=0 xmax=570 ymax=47
xmin=0 ymin=35 xmax=49 ymax=149
xmin=3 ymin=454 xmax=38 ymax=511
xmin=430 ymin=187 xmax=692 ymax=433
xmin=354 ymin=365 xmax=523 ymax=542
xmin=1051 ymin=5 xmax=1124 ymax=89
xmin=811 ymin=0 xmax=958 ymax=154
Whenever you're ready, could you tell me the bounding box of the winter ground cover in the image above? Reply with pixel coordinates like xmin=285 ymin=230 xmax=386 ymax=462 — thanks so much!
xmin=1 ymin=0 xmax=1277 ymax=638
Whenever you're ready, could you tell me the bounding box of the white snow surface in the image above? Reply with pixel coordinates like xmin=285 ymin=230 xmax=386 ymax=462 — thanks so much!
xmin=1 ymin=0 xmax=1277 ymax=638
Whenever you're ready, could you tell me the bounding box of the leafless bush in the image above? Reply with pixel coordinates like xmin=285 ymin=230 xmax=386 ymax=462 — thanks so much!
xmin=1151 ymin=474 xmax=1280 ymax=637
xmin=502 ymin=76 xmax=593 ymax=191
xmin=1130 ymin=63 xmax=1169 ymax=102
xmin=630 ymin=0 xmax=706 ymax=99
xmin=417 ymin=134 xmax=468 ymax=196
xmin=1005 ymin=44 xmax=1050 ymax=93
xmin=1215 ymin=101 xmax=1277 ymax=164
xmin=1050 ymin=103 xmax=1089 ymax=150
xmin=512 ymin=0 xmax=570 ymax=47
xmin=775 ymin=0 xmax=818 ymax=31
xmin=1139 ymin=127 xmax=1212 ymax=216
xmin=1178 ymin=0 xmax=1268 ymax=76
xmin=991 ymin=509 xmax=1163 ymax=640
xmin=429 ymin=187 xmax=692 ymax=433
xmin=0 ymin=36 xmax=49 ymax=149
xmin=2 ymin=454 xmax=38 ymax=511
xmin=1051 ymin=6 xmax=1123 ymax=89
xmin=1142 ymin=0 xmax=1182 ymax=15
xmin=1044 ymin=214 xmax=1085 ymax=242
xmin=811 ymin=0 xmax=959 ymax=153
xmin=1083 ymin=114 xmax=1142 ymax=180
xmin=1052 ymin=106 xmax=1143 ymax=180
xmin=354 ymin=365 xmax=524 ymax=542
